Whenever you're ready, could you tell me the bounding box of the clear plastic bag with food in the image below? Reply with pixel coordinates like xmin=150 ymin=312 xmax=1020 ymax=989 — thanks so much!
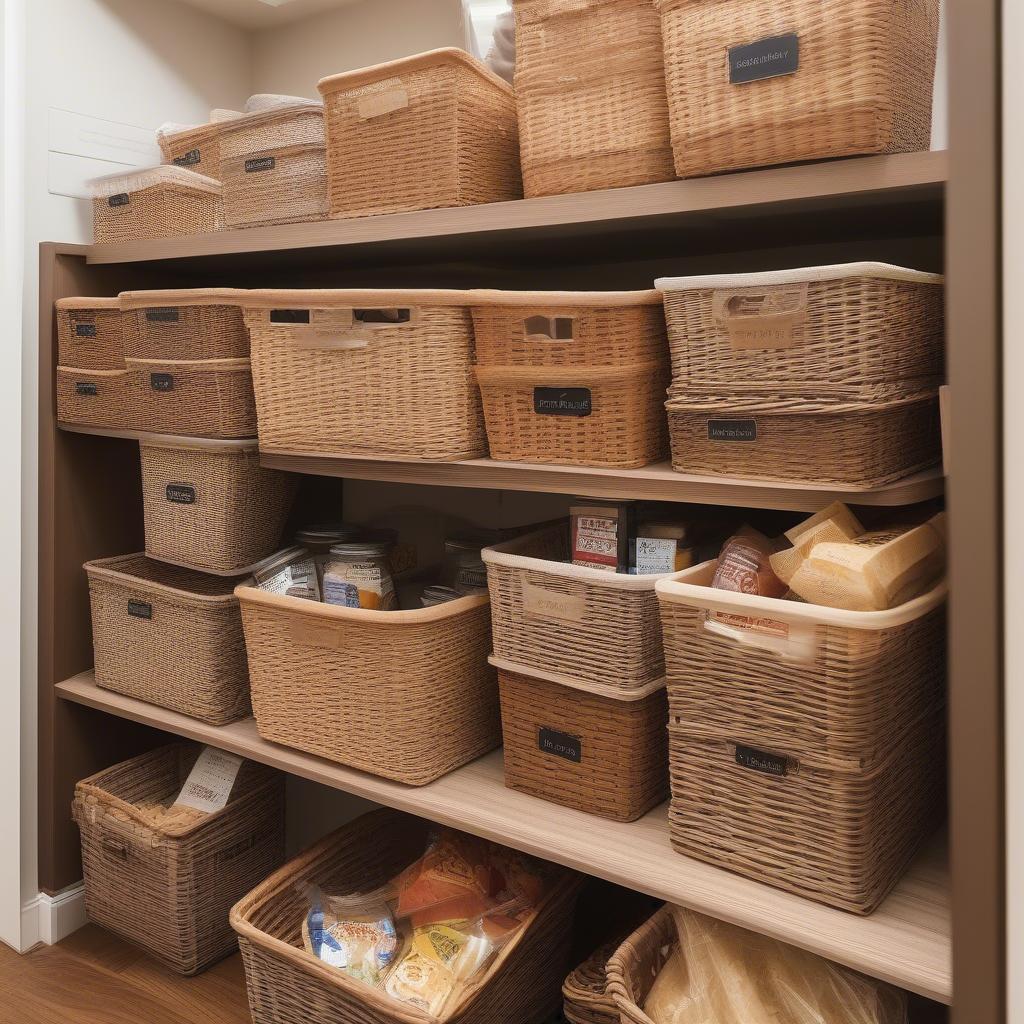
xmin=711 ymin=526 xmax=787 ymax=599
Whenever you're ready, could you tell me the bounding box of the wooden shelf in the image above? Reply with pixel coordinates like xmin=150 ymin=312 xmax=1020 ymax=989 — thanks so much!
xmin=57 ymin=671 xmax=952 ymax=1004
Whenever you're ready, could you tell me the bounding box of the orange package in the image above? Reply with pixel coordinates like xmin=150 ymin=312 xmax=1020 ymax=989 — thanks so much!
xmin=396 ymin=830 xmax=494 ymax=922
xmin=712 ymin=527 xmax=787 ymax=599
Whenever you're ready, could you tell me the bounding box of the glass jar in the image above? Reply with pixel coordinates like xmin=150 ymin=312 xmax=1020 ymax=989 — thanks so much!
xmin=323 ymin=541 xmax=397 ymax=610
xmin=442 ymin=537 xmax=488 ymax=595
xmin=295 ymin=524 xmax=361 ymax=593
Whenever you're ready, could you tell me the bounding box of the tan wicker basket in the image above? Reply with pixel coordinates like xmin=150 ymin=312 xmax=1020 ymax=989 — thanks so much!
xmin=658 ymin=0 xmax=941 ymax=179
xmin=497 ymin=660 xmax=668 ymax=822
xmin=657 ymin=264 xmax=945 ymax=401
xmin=231 ymin=809 xmax=582 ymax=1024
xmin=85 ymin=553 xmax=250 ymax=725
xmin=513 ymin=0 xmax=673 ymax=197
xmin=73 ymin=744 xmax=285 ymax=976
xmin=119 ymin=289 xmax=249 ymax=361
xmin=243 ymin=289 xmax=487 ymax=460
xmin=563 ymin=943 xmax=620 ymax=1024
xmin=318 ymin=48 xmax=522 ymax=218
xmin=56 ymin=366 xmax=131 ymax=429
xmin=56 ymin=297 xmax=124 ymax=370
xmin=665 ymin=391 xmax=941 ymax=487
xmin=483 ymin=525 xmax=670 ymax=694
xmin=91 ymin=166 xmax=223 ymax=243
xmin=158 ymin=120 xmax=227 ymax=179
xmin=235 ymin=586 xmax=499 ymax=785
xmin=140 ymin=438 xmax=297 ymax=575
xmin=656 ymin=563 xmax=947 ymax=913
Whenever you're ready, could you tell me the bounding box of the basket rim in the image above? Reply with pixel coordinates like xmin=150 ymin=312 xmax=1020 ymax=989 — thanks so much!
xmin=215 ymin=102 xmax=324 ymax=138
xmin=220 ymin=141 xmax=327 ymax=167
xmin=55 ymin=296 xmax=121 ymax=311
xmin=157 ymin=119 xmax=226 ymax=147
xmin=119 ymin=288 xmax=248 ymax=310
xmin=655 ymin=262 xmax=944 ymax=291
xmin=139 ymin=435 xmax=258 ymax=453
xmin=665 ymin=389 xmax=938 ymax=415
xmin=90 ymin=164 xmax=222 ymax=197
xmin=125 ymin=356 xmax=251 ymax=372
xmin=84 ymin=552 xmax=244 ymax=604
xmin=491 ymin=655 xmax=666 ymax=701
xmin=469 ymin=289 xmax=663 ymax=308
xmin=474 ymin=360 xmax=667 ymax=384
xmin=242 ymin=288 xmax=478 ymax=309
xmin=604 ymin=905 xmax=674 ymax=1024
xmin=57 ymin=366 xmax=129 ymax=379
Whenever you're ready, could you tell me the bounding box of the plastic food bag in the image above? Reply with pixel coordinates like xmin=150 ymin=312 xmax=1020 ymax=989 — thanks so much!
xmin=712 ymin=527 xmax=787 ymax=599
xmin=395 ymin=830 xmax=494 ymax=922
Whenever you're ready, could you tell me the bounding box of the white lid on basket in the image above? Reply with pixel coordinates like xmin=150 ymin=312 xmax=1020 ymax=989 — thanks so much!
xmin=655 ymin=262 xmax=944 ymax=292
xmin=245 ymin=93 xmax=323 ymax=112
xmin=89 ymin=165 xmax=222 ymax=198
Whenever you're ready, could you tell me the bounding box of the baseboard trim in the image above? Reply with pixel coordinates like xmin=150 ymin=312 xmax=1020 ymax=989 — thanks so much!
xmin=21 ymin=884 xmax=87 ymax=948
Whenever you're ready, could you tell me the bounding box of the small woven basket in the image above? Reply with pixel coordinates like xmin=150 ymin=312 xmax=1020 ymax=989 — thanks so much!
xmin=231 ymin=808 xmax=582 ymax=1024
xmin=85 ymin=553 xmax=250 ymax=725
xmin=56 ymin=297 xmax=124 ymax=370
xmin=158 ymin=120 xmax=228 ymax=179
xmin=140 ymin=438 xmax=297 ymax=575
xmin=120 ymin=289 xmax=249 ymax=361
xmin=513 ymin=0 xmax=673 ymax=197
xmin=563 ymin=943 xmax=620 ymax=1024
xmin=658 ymin=0 xmax=941 ymax=179
xmin=73 ymin=744 xmax=285 ymax=976
xmin=56 ymin=366 xmax=132 ymax=429
xmin=318 ymin=48 xmax=521 ymax=218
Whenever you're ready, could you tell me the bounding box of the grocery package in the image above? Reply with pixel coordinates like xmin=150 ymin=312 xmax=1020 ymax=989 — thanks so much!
xmin=711 ymin=526 xmax=786 ymax=598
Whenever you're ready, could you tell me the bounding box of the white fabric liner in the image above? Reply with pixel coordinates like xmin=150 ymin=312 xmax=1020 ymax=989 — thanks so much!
xmin=656 ymin=262 xmax=944 ymax=292
xmin=90 ymin=165 xmax=222 ymax=198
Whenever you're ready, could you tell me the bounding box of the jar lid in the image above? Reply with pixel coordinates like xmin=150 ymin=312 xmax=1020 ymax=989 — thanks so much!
xmin=329 ymin=541 xmax=393 ymax=560
xmin=295 ymin=523 xmax=361 ymax=546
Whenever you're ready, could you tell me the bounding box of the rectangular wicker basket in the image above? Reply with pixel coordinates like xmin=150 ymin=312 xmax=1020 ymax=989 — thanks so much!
xmin=56 ymin=366 xmax=132 ymax=429
xmin=230 ymin=808 xmax=582 ymax=1024
xmin=562 ymin=943 xmax=621 ymax=1024
xmin=73 ymin=744 xmax=285 ymax=976
xmin=318 ymin=48 xmax=522 ymax=218
xmin=119 ymin=289 xmax=250 ymax=361
xmin=243 ymin=289 xmax=487 ymax=460
xmin=56 ymin=297 xmax=124 ymax=370
xmin=140 ymin=438 xmax=297 ymax=576
xmin=235 ymin=586 xmax=499 ymax=785
xmin=159 ymin=120 xmax=228 ymax=179
xmin=512 ymin=0 xmax=673 ymax=197
xmin=85 ymin=553 xmax=251 ymax=726
xmin=656 ymin=562 xmax=947 ymax=913
xmin=658 ymin=0 xmax=941 ymax=179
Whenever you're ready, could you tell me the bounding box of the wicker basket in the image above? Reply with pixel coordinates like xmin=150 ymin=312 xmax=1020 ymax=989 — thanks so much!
xmin=158 ymin=120 xmax=227 ymax=179
xmin=318 ymin=48 xmax=521 ymax=218
xmin=496 ymin=660 xmax=668 ymax=822
xmin=140 ymin=438 xmax=297 ymax=575
xmin=73 ymin=744 xmax=285 ymax=976
xmin=85 ymin=553 xmax=250 ymax=725
xmin=243 ymin=289 xmax=487 ymax=460
xmin=235 ymin=586 xmax=499 ymax=785
xmin=657 ymin=264 xmax=945 ymax=401
xmin=604 ymin=907 xmax=675 ymax=1024
xmin=56 ymin=297 xmax=124 ymax=370
xmin=656 ymin=562 xmax=947 ymax=913
xmin=91 ymin=166 xmax=223 ymax=243
xmin=563 ymin=943 xmax=620 ymax=1024
xmin=513 ymin=0 xmax=673 ymax=197
xmin=119 ymin=289 xmax=249 ymax=361
xmin=483 ymin=525 xmax=670 ymax=694
xmin=56 ymin=366 xmax=131 ymax=429
xmin=665 ymin=391 xmax=941 ymax=487
xmin=658 ymin=0 xmax=941 ymax=179
xmin=231 ymin=809 xmax=582 ymax=1024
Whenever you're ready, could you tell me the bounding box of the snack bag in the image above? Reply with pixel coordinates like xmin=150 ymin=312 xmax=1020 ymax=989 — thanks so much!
xmin=385 ymin=949 xmax=458 ymax=1016
xmin=395 ymin=829 xmax=494 ymax=922
xmin=712 ymin=527 xmax=787 ymax=599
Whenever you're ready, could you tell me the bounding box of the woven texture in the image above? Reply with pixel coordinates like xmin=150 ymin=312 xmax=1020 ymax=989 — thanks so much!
xmin=236 ymin=590 xmax=499 ymax=785
xmin=658 ymin=0 xmax=940 ymax=178
xmin=232 ymin=809 xmax=582 ymax=1024
xmin=140 ymin=441 xmax=297 ymax=574
xmin=222 ymin=145 xmax=329 ymax=229
xmin=499 ymin=667 xmax=668 ymax=822
xmin=605 ymin=907 xmax=675 ymax=1024
xmin=56 ymin=367 xmax=131 ymax=429
xmin=319 ymin=51 xmax=521 ymax=218
xmin=159 ymin=123 xmax=227 ymax=179
xmin=56 ymin=299 xmax=124 ymax=370
xmin=86 ymin=553 xmax=250 ymax=725
xmin=563 ymin=943 xmax=620 ymax=1024
xmin=123 ymin=299 xmax=249 ymax=362
xmin=73 ymin=744 xmax=285 ymax=976
xmin=93 ymin=182 xmax=222 ymax=243
xmin=513 ymin=0 xmax=673 ymax=196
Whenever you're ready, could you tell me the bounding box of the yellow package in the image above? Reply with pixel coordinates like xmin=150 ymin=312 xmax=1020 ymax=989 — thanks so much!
xmin=384 ymin=949 xmax=459 ymax=1017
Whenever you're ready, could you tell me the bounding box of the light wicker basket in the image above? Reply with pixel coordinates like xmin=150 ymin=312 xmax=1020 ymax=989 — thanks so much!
xmin=73 ymin=744 xmax=285 ymax=976
xmin=91 ymin=166 xmax=223 ymax=243
xmin=656 ymin=562 xmax=947 ymax=913
xmin=496 ymin=659 xmax=668 ymax=822
xmin=140 ymin=438 xmax=297 ymax=575
xmin=665 ymin=390 xmax=941 ymax=487
xmin=657 ymin=264 xmax=945 ymax=401
xmin=85 ymin=553 xmax=250 ymax=725
xmin=231 ymin=809 xmax=582 ymax=1024
xmin=318 ymin=48 xmax=522 ymax=219
xmin=119 ymin=289 xmax=249 ymax=361
xmin=158 ymin=120 xmax=228 ymax=179
xmin=512 ymin=0 xmax=673 ymax=197
xmin=563 ymin=943 xmax=620 ymax=1024
xmin=56 ymin=366 xmax=132 ymax=429
xmin=483 ymin=525 xmax=670 ymax=694
xmin=235 ymin=586 xmax=499 ymax=785
xmin=658 ymin=0 xmax=941 ymax=179
xmin=243 ymin=289 xmax=487 ymax=460
xmin=56 ymin=297 xmax=124 ymax=370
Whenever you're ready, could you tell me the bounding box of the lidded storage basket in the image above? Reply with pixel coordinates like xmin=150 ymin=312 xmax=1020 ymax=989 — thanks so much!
xmin=85 ymin=553 xmax=250 ymax=725
xmin=56 ymin=366 xmax=131 ymax=430
xmin=656 ymin=561 xmax=947 ymax=913
xmin=119 ymin=289 xmax=249 ymax=362
xmin=657 ymin=0 xmax=941 ymax=179
xmin=317 ymin=48 xmax=522 ymax=218
xmin=158 ymin=120 xmax=228 ymax=179
xmin=244 ymin=289 xmax=487 ymax=461
xmin=56 ymin=297 xmax=124 ymax=370
xmin=73 ymin=743 xmax=285 ymax=976
xmin=512 ymin=0 xmax=673 ymax=197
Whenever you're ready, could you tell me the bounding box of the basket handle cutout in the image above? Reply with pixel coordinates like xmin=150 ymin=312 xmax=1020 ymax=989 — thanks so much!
xmin=357 ymin=86 xmax=410 ymax=120
xmin=702 ymin=609 xmax=817 ymax=663
xmin=275 ymin=307 xmax=419 ymax=351
xmin=521 ymin=581 xmax=587 ymax=623
xmin=711 ymin=283 xmax=808 ymax=350
xmin=524 ymin=315 xmax=575 ymax=343
xmin=101 ymin=837 xmax=131 ymax=860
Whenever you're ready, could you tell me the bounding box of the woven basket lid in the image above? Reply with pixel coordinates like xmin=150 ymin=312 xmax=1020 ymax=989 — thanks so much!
xmin=90 ymin=165 xmax=222 ymax=198
xmin=119 ymin=288 xmax=248 ymax=310
xmin=55 ymin=296 xmax=121 ymax=310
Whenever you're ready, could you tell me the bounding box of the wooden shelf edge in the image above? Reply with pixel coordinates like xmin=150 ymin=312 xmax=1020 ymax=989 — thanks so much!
xmin=56 ymin=672 xmax=952 ymax=1003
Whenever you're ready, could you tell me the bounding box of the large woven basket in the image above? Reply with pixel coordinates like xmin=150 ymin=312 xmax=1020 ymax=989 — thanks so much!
xmin=243 ymin=289 xmax=487 ymax=460
xmin=231 ymin=809 xmax=582 ymax=1024
xmin=140 ymin=438 xmax=297 ymax=575
xmin=85 ymin=553 xmax=250 ymax=725
xmin=56 ymin=297 xmax=124 ymax=370
xmin=235 ymin=586 xmax=499 ymax=785
xmin=656 ymin=562 xmax=947 ymax=913
xmin=563 ymin=943 xmax=620 ymax=1024
xmin=73 ymin=744 xmax=285 ymax=976
xmin=497 ymin=660 xmax=668 ymax=822
xmin=56 ymin=366 xmax=132 ymax=429
xmin=513 ymin=0 xmax=673 ymax=197
xmin=119 ymin=289 xmax=249 ymax=361
xmin=658 ymin=0 xmax=941 ymax=179
xmin=318 ymin=48 xmax=521 ymax=218
xmin=158 ymin=120 xmax=228 ymax=179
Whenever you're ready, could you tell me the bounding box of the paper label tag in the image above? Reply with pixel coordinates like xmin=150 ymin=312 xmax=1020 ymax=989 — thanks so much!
xmin=538 ymin=728 xmax=582 ymax=763
xmin=245 ymin=156 xmax=276 ymax=173
xmin=108 ymin=193 xmax=130 ymax=207
xmin=635 ymin=537 xmax=677 ymax=575
xmin=290 ymin=617 xmax=342 ymax=650
xmin=151 ymin=373 xmax=175 ymax=392
xmin=729 ymin=33 xmax=800 ymax=84
xmin=173 ymin=149 xmax=201 ymax=167
xmin=173 ymin=747 xmax=244 ymax=813
xmin=358 ymin=86 xmax=410 ymax=120
xmin=735 ymin=744 xmax=789 ymax=777
xmin=127 ymin=600 xmax=153 ymax=620
xmin=146 ymin=307 xmax=181 ymax=323
xmin=257 ymin=557 xmax=320 ymax=600
xmin=534 ymin=387 xmax=592 ymax=417
xmin=708 ymin=419 xmax=757 ymax=442
xmin=75 ymin=382 xmax=98 ymax=396
xmin=521 ymin=581 xmax=587 ymax=623
xmin=166 ymin=484 xmax=197 ymax=504
xmin=75 ymin=323 xmax=97 ymax=338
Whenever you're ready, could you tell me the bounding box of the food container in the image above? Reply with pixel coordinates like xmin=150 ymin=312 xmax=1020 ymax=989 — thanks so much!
xmin=56 ymin=366 xmax=132 ymax=430
xmin=119 ymin=289 xmax=249 ymax=361
xmin=56 ymin=297 xmax=125 ymax=370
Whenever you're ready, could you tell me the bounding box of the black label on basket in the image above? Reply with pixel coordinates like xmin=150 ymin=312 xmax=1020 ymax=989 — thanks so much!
xmin=729 ymin=33 xmax=800 ymax=85
xmin=127 ymin=600 xmax=153 ymax=620
xmin=270 ymin=308 xmax=311 ymax=324
xmin=245 ymin=156 xmax=276 ymax=173
xmin=538 ymin=728 xmax=582 ymax=764
xmin=173 ymin=149 xmax=201 ymax=167
xmin=166 ymin=484 xmax=196 ymax=504
xmin=75 ymin=323 xmax=97 ymax=338
xmin=146 ymin=307 xmax=180 ymax=323
xmin=151 ymin=373 xmax=175 ymax=392
xmin=735 ymin=745 xmax=789 ymax=777
xmin=75 ymin=382 xmax=98 ymax=396
xmin=108 ymin=193 xmax=130 ymax=207
xmin=534 ymin=387 xmax=592 ymax=417
xmin=708 ymin=418 xmax=757 ymax=442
